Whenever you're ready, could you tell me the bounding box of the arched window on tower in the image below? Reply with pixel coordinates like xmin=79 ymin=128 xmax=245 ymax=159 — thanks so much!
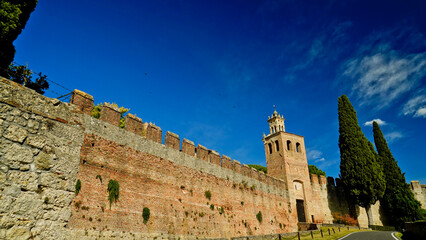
xmin=296 ymin=143 xmax=301 ymax=152
xmin=287 ymin=140 xmax=292 ymax=151
xmin=274 ymin=126 xmax=277 ymax=133
xmin=275 ymin=140 xmax=280 ymax=151
xmin=268 ymin=143 xmax=272 ymax=154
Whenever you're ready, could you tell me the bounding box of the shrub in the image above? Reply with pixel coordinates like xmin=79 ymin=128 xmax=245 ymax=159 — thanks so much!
xmin=75 ymin=201 xmax=82 ymax=209
xmin=256 ymin=211 xmax=263 ymax=223
xmin=89 ymin=217 xmax=92 ymax=221
xmin=210 ymin=204 xmax=214 ymax=210
xmin=250 ymin=185 xmax=256 ymax=191
xmin=44 ymin=197 xmax=49 ymax=204
xmin=75 ymin=179 xmax=81 ymax=195
xmin=107 ymin=180 xmax=119 ymax=208
xmin=248 ymin=164 xmax=267 ymax=174
xmin=91 ymin=104 xmax=101 ymax=119
xmin=204 ymin=190 xmax=212 ymax=200
xmin=332 ymin=213 xmax=357 ymax=226
xmin=142 ymin=207 xmax=150 ymax=224
xmin=218 ymin=207 xmax=224 ymax=215
xmin=96 ymin=175 xmax=102 ymax=183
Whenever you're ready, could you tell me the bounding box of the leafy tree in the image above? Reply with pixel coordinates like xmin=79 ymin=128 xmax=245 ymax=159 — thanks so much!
xmin=248 ymin=164 xmax=267 ymax=174
xmin=308 ymin=165 xmax=326 ymax=176
xmin=372 ymin=121 xmax=421 ymax=229
xmin=7 ymin=63 xmax=49 ymax=94
xmin=0 ymin=0 xmax=38 ymax=77
xmin=337 ymin=95 xmax=385 ymax=225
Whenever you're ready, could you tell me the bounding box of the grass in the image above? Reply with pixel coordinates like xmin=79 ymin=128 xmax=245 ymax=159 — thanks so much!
xmin=394 ymin=232 xmax=402 ymax=240
xmin=278 ymin=227 xmax=370 ymax=240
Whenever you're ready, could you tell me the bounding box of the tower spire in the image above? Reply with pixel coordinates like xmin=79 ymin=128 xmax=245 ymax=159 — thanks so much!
xmin=267 ymin=108 xmax=285 ymax=134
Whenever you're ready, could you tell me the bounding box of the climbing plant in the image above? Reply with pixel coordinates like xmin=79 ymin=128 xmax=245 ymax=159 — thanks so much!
xmin=107 ymin=179 xmax=119 ymax=208
xmin=256 ymin=211 xmax=263 ymax=223
xmin=75 ymin=179 xmax=81 ymax=195
xmin=142 ymin=207 xmax=150 ymax=224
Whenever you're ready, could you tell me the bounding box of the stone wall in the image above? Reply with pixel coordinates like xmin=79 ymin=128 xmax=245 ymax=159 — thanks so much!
xmin=0 ymin=78 xmax=292 ymax=239
xmin=411 ymin=181 xmax=426 ymax=209
xmin=0 ymin=78 xmax=390 ymax=239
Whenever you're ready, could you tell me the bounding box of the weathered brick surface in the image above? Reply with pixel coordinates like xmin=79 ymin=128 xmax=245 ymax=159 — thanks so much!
xmin=221 ymin=155 xmax=232 ymax=169
xmin=242 ymin=164 xmax=252 ymax=178
xmin=70 ymin=89 xmax=94 ymax=115
xmin=181 ymin=138 xmax=195 ymax=156
xmin=146 ymin=124 xmax=162 ymax=143
xmin=99 ymin=103 xmax=120 ymax=127
xmin=209 ymin=150 xmax=221 ymax=166
xmin=69 ymin=134 xmax=292 ymax=238
xmin=124 ymin=113 xmax=144 ymax=136
xmin=165 ymin=131 xmax=180 ymax=150
xmin=196 ymin=144 xmax=208 ymax=162
xmin=233 ymin=160 xmax=242 ymax=174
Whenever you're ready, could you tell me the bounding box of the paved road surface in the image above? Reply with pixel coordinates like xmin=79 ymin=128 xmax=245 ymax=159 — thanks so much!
xmin=339 ymin=231 xmax=398 ymax=240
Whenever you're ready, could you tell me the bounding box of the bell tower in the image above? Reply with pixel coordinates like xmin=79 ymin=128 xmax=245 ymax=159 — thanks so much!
xmin=262 ymin=109 xmax=313 ymax=224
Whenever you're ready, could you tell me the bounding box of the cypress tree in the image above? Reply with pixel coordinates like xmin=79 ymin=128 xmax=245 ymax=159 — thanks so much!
xmin=372 ymin=121 xmax=421 ymax=229
xmin=338 ymin=95 xmax=385 ymax=226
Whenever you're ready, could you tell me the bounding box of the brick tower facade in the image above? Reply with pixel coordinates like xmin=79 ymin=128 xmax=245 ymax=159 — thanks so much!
xmin=263 ymin=110 xmax=314 ymax=223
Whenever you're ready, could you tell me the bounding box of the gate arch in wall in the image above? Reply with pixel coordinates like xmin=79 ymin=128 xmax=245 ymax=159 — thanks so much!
xmin=293 ymin=180 xmax=307 ymax=222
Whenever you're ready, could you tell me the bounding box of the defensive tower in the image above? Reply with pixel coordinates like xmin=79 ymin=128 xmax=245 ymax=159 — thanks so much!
xmin=263 ymin=110 xmax=313 ymax=223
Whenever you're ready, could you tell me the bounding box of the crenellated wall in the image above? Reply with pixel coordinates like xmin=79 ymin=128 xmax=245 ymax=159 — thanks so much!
xmin=0 ymin=78 xmax=396 ymax=240
xmin=0 ymin=79 xmax=291 ymax=239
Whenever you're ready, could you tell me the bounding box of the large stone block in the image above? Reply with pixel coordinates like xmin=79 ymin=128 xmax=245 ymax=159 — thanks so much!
xmin=3 ymin=124 xmax=27 ymax=143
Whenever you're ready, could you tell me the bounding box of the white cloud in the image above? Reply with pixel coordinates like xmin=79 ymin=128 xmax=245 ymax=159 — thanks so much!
xmin=402 ymin=93 xmax=426 ymax=118
xmin=314 ymin=157 xmax=325 ymax=163
xmin=306 ymin=149 xmax=323 ymax=161
xmin=364 ymin=119 xmax=387 ymax=126
xmin=343 ymin=51 xmax=426 ymax=109
xmin=414 ymin=107 xmax=426 ymax=118
xmin=385 ymin=131 xmax=403 ymax=143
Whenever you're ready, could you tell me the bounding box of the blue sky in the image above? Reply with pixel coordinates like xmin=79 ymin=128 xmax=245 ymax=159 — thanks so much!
xmin=12 ymin=0 xmax=425 ymax=183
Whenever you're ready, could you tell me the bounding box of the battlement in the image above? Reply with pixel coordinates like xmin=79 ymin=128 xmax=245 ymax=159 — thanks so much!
xmin=70 ymin=89 xmax=288 ymax=190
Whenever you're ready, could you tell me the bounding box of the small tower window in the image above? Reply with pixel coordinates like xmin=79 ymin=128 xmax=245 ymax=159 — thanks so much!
xmin=268 ymin=143 xmax=272 ymax=154
xmin=274 ymin=126 xmax=277 ymax=133
xmin=275 ymin=140 xmax=280 ymax=151
xmin=296 ymin=143 xmax=301 ymax=152
xmin=287 ymin=140 xmax=291 ymax=151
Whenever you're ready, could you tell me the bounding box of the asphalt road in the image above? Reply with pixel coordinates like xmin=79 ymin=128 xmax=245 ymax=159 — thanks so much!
xmin=339 ymin=231 xmax=398 ymax=240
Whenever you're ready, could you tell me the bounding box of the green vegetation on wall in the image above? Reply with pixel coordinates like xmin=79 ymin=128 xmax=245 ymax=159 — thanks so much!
xmin=142 ymin=207 xmax=150 ymax=224
xmin=96 ymin=174 xmax=102 ymax=183
xmin=308 ymin=165 xmax=326 ymax=176
xmin=248 ymin=164 xmax=267 ymax=174
xmin=204 ymin=190 xmax=211 ymax=200
xmin=107 ymin=179 xmax=119 ymax=208
xmin=256 ymin=211 xmax=263 ymax=223
xmin=75 ymin=179 xmax=81 ymax=195
xmin=91 ymin=104 xmax=101 ymax=119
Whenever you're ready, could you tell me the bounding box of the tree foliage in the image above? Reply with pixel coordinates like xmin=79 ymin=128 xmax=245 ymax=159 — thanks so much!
xmin=0 ymin=0 xmax=38 ymax=77
xmin=337 ymin=95 xmax=385 ymax=225
xmin=372 ymin=121 xmax=421 ymax=229
xmin=7 ymin=63 xmax=49 ymax=94
xmin=248 ymin=164 xmax=267 ymax=174
xmin=308 ymin=165 xmax=326 ymax=176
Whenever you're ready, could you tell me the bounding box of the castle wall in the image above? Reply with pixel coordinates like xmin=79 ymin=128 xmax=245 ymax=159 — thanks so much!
xmin=0 ymin=78 xmax=392 ymax=239
xmin=0 ymin=78 xmax=293 ymax=239
xmin=411 ymin=181 xmax=426 ymax=209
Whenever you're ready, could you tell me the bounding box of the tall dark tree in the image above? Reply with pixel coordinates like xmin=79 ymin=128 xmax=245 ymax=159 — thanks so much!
xmin=372 ymin=121 xmax=421 ymax=229
xmin=7 ymin=63 xmax=49 ymax=94
xmin=338 ymin=95 xmax=385 ymax=226
xmin=0 ymin=0 xmax=38 ymax=77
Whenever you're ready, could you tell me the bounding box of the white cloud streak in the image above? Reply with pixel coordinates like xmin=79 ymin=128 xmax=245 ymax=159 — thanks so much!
xmin=343 ymin=51 xmax=426 ymax=109
xmin=385 ymin=131 xmax=404 ymax=143
xmin=364 ymin=119 xmax=387 ymax=126
xmin=402 ymin=93 xmax=426 ymax=118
